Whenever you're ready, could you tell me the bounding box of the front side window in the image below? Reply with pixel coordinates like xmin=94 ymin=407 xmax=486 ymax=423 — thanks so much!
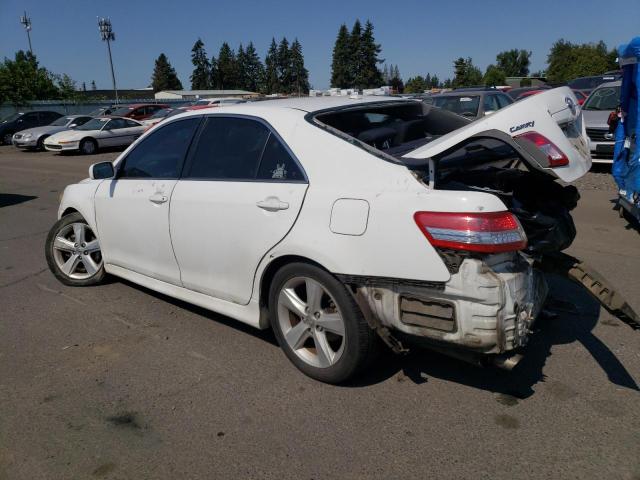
xmin=118 ymin=118 xmax=200 ymax=179
xmin=483 ymin=94 xmax=500 ymax=113
xmin=107 ymin=118 xmax=128 ymax=129
xmin=185 ymin=117 xmax=270 ymax=180
xmin=432 ymin=95 xmax=480 ymax=117
xmin=124 ymin=119 xmax=140 ymax=127
xmin=77 ymin=118 xmax=110 ymax=131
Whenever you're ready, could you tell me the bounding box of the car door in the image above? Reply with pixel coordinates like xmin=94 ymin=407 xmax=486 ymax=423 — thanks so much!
xmin=94 ymin=117 xmax=201 ymax=284
xmin=170 ymin=115 xmax=308 ymax=304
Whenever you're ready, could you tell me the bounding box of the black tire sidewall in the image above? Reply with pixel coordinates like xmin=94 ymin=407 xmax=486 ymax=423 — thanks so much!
xmin=268 ymin=262 xmax=374 ymax=384
xmin=80 ymin=139 xmax=96 ymax=155
xmin=45 ymin=212 xmax=105 ymax=287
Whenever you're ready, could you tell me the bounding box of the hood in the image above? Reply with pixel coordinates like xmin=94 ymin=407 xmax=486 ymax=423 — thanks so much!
xmin=582 ymin=109 xmax=613 ymax=128
xmin=403 ymin=87 xmax=591 ymax=183
xmin=47 ymin=130 xmax=86 ymax=142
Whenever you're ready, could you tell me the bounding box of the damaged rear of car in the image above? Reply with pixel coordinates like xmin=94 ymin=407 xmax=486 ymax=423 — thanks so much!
xmin=308 ymin=88 xmax=598 ymax=369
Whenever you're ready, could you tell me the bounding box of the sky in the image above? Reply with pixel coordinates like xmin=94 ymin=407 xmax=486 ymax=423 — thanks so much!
xmin=1 ymin=0 xmax=638 ymax=91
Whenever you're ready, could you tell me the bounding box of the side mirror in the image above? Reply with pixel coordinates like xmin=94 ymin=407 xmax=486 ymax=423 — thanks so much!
xmin=89 ymin=161 xmax=115 ymax=180
xmin=17 ymin=119 xmax=24 ymax=124
xmin=484 ymin=110 xmax=495 ymax=116
xmin=69 ymin=124 xmax=77 ymax=129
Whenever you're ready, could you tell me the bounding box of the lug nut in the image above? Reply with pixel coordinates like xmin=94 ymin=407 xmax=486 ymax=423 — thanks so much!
xmin=314 ymin=312 xmax=321 ymax=319
xmin=81 ymin=243 xmax=86 ymax=248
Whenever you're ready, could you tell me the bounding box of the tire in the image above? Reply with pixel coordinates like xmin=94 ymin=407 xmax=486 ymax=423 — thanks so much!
xmin=79 ymin=138 xmax=97 ymax=155
xmin=2 ymin=133 xmax=12 ymax=145
xmin=36 ymin=135 xmax=48 ymax=151
xmin=268 ymin=262 xmax=378 ymax=383
xmin=45 ymin=212 xmax=105 ymax=286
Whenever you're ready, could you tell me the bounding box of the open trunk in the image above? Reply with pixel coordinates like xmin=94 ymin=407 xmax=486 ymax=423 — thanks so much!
xmin=311 ymin=87 xmax=592 ymax=254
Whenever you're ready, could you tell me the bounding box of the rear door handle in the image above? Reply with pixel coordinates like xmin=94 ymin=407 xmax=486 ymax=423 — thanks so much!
xmin=256 ymin=196 xmax=289 ymax=212
xmin=149 ymin=193 xmax=168 ymax=204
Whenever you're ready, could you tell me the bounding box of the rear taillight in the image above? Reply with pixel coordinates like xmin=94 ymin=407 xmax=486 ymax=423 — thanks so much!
xmin=515 ymin=131 xmax=569 ymax=167
xmin=414 ymin=211 xmax=527 ymax=253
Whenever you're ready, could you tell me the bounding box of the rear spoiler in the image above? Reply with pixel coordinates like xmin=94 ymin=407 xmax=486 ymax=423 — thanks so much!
xmin=403 ymin=87 xmax=592 ymax=183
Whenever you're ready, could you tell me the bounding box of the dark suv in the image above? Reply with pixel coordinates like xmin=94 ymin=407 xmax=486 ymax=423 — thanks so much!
xmin=0 ymin=111 xmax=63 ymax=145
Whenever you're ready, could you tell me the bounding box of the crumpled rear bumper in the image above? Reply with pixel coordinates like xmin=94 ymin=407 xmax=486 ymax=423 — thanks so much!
xmin=355 ymin=253 xmax=547 ymax=355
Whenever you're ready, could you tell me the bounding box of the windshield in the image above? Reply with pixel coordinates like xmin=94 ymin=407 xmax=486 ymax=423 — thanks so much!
xmin=430 ymin=95 xmax=480 ymax=117
xmin=583 ymin=86 xmax=620 ymax=111
xmin=1 ymin=113 xmax=23 ymax=123
xmin=109 ymin=107 xmax=134 ymax=116
xmin=76 ymin=118 xmax=109 ymax=131
xmin=149 ymin=108 xmax=172 ymax=119
xmin=569 ymin=76 xmax=618 ymax=91
xmin=50 ymin=116 xmax=72 ymax=126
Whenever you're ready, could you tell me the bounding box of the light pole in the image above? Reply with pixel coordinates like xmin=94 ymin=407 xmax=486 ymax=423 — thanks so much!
xmin=19 ymin=11 xmax=33 ymax=55
xmin=98 ymin=17 xmax=119 ymax=104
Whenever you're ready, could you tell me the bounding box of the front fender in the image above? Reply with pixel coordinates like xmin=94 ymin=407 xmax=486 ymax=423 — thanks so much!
xmin=57 ymin=180 xmax=102 ymax=234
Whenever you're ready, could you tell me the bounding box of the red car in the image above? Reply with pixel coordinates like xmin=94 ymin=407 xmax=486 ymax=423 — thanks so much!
xmin=108 ymin=103 xmax=170 ymax=121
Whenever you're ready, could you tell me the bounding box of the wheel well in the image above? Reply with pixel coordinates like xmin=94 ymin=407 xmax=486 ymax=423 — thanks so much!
xmin=81 ymin=137 xmax=97 ymax=145
xmin=61 ymin=207 xmax=79 ymax=217
xmin=259 ymin=255 xmax=329 ymax=311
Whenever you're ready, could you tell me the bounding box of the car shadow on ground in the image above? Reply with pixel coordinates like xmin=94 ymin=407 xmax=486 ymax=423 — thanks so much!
xmin=0 ymin=193 xmax=37 ymax=208
xmin=118 ymin=274 xmax=638 ymax=399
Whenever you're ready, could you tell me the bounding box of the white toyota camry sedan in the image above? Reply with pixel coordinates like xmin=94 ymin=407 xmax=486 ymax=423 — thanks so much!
xmin=44 ymin=116 xmax=146 ymax=155
xmin=46 ymin=90 xmax=591 ymax=383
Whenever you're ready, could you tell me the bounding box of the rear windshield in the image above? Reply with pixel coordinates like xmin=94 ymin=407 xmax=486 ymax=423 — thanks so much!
xmin=426 ymin=95 xmax=480 ymax=118
xmin=50 ymin=116 xmax=72 ymax=126
xmin=110 ymin=107 xmax=134 ymax=116
xmin=583 ymin=86 xmax=620 ymax=111
xmin=1 ymin=113 xmax=23 ymax=123
xmin=77 ymin=118 xmax=109 ymax=131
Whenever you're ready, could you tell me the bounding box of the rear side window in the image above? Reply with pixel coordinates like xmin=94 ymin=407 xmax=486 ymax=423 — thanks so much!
xmin=186 ymin=117 xmax=270 ymax=180
xmin=257 ymin=134 xmax=304 ymax=181
xmin=118 ymin=118 xmax=200 ymax=179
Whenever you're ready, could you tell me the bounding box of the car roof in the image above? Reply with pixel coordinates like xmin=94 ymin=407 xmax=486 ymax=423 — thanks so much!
xmin=430 ymin=91 xmax=485 ymax=97
xmin=179 ymin=96 xmax=408 ymax=115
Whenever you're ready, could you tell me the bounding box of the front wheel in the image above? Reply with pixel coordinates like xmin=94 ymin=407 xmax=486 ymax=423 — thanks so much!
xmin=269 ymin=262 xmax=378 ymax=383
xmin=2 ymin=133 xmax=12 ymax=145
xmin=45 ymin=212 xmax=105 ymax=286
xmin=79 ymin=138 xmax=97 ymax=155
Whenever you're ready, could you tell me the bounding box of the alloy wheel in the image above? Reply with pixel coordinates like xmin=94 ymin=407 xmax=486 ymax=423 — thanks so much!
xmin=52 ymin=222 xmax=102 ymax=280
xmin=277 ymin=276 xmax=346 ymax=368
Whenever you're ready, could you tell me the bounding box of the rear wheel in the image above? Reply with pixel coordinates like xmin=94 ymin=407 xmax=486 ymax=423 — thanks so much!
xmin=79 ymin=138 xmax=97 ymax=155
xmin=45 ymin=212 xmax=105 ymax=286
xmin=269 ymin=262 xmax=378 ymax=383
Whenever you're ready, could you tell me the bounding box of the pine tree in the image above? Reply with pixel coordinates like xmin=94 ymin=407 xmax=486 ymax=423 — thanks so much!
xmin=277 ymin=37 xmax=291 ymax=93
xmin=91 ymin=80 xmax=97 ymax=90
xmin=190 ymin=39 xmax=211 ymax=89
xmin=244 ymin=42 xmax=264 ymax=92
xmin=382 ymin=64 xmax=389 ymax=84
xmin=210 ymin=55 xmax=218 ymax=90
xmin=425 ymin=73 xmax=431 ymax=89
xmin=151 ymin=53 xmax=183 ymax=92
xmin=349 ymin=20 xmax=363 ymax=89
xmin=289 ymin=38 xmax=309 ymax=96
xmin=330 ymin=24 xmax=353 ymax=88
xmin=360 ymin=20 xmax=383 ymax=88
xmin=82 ymin=81 xmax=87 ymax=92
xmin=216 ymin=42 xmax=238 ymax=89
xmin=236 ymin=44 xmax=249 ymax=91
xmin=264 ymin=38 xmax=280 ymax=94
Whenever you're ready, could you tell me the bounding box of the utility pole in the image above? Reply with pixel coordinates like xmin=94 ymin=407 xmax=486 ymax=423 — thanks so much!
xmin=19 ymin=11 xmax=33 ymax=55
xmin=98 ymin=17 xmax=119 ymax=104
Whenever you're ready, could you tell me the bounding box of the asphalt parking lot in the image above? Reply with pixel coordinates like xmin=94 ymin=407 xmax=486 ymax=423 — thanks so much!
xmin=1 ymin=146 xmax=639 ymax=479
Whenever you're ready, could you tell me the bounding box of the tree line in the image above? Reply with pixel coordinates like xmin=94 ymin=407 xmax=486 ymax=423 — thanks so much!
xmin=151 ymin=37 xmax=310 ymax=95
xmin=0 ymin=23 xmax=623 ymax=106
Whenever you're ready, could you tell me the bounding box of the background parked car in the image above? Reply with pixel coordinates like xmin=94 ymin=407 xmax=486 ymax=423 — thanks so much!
xmin=582 ymin=80 xmax=621 ymax=164
xmin=423 ymin=89 xmax=513 ymax=119
xmin=140 ymin=107 xmax=185 ymax=129
xmin=569 ymin=73 xmax=621 ymax=96
xmin=0 ymin=111 xmax=63 ymax=145
xmin=12 ymin=115 xmax=93 ymax=150
xmin=44 ymin=117 xmax=145 ymax=155
xmin=507 ymin=85 xmax=552 ymax=100
xmin=514 ymin=88 xmax=586 ymax=105
xmin=108 ymin=103 xmax=170 ymax=121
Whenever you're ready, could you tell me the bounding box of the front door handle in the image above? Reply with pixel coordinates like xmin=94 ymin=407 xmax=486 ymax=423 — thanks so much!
xmin=149 ymin=193 xmax=168 ymax=204
xmin=256 ymin=196 xmax=289 ymax=212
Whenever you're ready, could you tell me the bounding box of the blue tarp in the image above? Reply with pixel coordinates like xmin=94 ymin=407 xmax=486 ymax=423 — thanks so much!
xmin=612 ymin=37 xmax=640 ymax=203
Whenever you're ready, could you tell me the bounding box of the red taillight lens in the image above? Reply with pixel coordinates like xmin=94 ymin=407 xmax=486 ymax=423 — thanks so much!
xmin=414 ymin=211 xmax=527 ymax=253
xmin=515 ymin=131 xmax=569 ymax=167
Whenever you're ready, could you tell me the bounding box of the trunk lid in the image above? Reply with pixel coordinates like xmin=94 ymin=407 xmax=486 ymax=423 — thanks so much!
xmin=403 ymin=87 xmax=592 ymax=182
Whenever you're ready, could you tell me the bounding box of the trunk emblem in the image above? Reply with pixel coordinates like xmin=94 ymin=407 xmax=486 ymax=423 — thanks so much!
xmin=564 ymin=96 xmax=577 ymax=115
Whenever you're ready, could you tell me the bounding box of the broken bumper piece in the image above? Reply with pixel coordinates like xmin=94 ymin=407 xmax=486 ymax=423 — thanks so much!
xmin=352 ymin=252 xmax=548 ymax=357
